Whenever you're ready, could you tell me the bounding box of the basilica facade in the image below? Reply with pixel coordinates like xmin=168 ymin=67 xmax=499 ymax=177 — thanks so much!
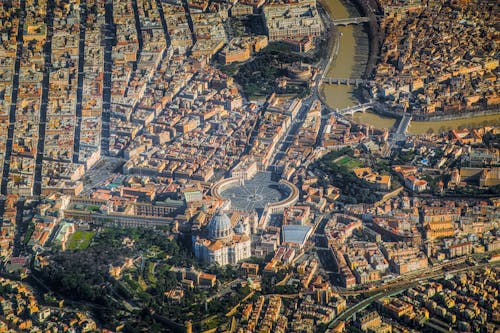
xmin=193 ymin=211 xmax=252 ymax=266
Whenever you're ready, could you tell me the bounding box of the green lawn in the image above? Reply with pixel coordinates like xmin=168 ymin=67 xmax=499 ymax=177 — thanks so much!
xmin=334 ymin=155 xmax=362 ymax=170
xmin=124 ymin=275 xmax=142 ymax=293
xmin=66 ymin=230 xmax=95 ymax=250
xmin=137 ymin=274 xmax=147 ymax=291
xmin=201 ymin=315 xmax=225 ymax=330
xmin=146 ymin=262 xmax=157 ymax=286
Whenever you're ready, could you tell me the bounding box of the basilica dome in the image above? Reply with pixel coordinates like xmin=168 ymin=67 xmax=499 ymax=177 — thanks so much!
xmin=208 ymin=211 xmax=233 ymax=240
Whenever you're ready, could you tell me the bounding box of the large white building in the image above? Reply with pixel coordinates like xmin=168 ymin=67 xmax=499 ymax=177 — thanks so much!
xmin=193 ymin=211 xmax=252 ymax=266
xmin=262 ymin=0 xmax=323 ymax=41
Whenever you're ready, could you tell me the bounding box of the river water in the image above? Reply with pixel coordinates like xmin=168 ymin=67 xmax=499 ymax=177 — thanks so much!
xmin=320 ymin=0 xmax=396 ymax=129
xmin=321 ymin=0 xmax=368 ymax=103
xmin=320 ymin=0 xmax=498 ymax=134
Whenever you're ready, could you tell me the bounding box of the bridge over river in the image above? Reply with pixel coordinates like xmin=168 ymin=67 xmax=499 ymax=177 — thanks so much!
xmin=332 ymin=16 xmax=370 ymax=26
xmin=322 ymin=102 xmax=376 ymax=118
xmin=322 ymin=77 xmax=373 ymax=86
xmin=389 ymin=113 xmax=413 ymax=142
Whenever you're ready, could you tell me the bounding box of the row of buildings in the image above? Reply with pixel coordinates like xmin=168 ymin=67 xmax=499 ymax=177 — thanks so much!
xmin=1 ymin=0 xmax=328 ymax=197
xmin=0 ymin=276 xmax=97 ymax=332
xmin=326 ymin=193 xmax=500 ymax=289
xmin=355 ymin=267 xmax=500 ymax=332
xmin=0 ymin=0 xmax=106 ymax=196
xmin=372 ymin=0 xmax=499 ymax=115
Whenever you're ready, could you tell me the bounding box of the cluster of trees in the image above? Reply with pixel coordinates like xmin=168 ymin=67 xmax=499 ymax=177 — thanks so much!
xmin=260 ymin=271 xmax=299 ymax=295
xmin=158 ymin=283 xmax=250 ymax=331
xmin=93 ymin=227 xmax=196 ymax=267
xmin=221 ymin=42 xmax=316 ymax=98
xmin=35 ymin=245 xmax=131 ymax=304
xmin=489 ymin=185 xmax=500 ymax=195
xmin=206 ymin=265 xmax=238 ymax=281
xmin=482 ymin=131 xmax=500 ymax=147
xmin=316 ymin=148 xmax=383 ymax=204
xmin=392 ymin=150 xmax=415 ymax=164
xmin=34 ymin=227 xmax=199 ymax=330
xmin=234 ymin=54 xmax=283 ymax=97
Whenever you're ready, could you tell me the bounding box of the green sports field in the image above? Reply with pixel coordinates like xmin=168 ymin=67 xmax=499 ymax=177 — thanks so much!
xmin=66 ymin=230 xmax=95 ymax=250
xmin=334 ymin=155 xmax=362 ymax=170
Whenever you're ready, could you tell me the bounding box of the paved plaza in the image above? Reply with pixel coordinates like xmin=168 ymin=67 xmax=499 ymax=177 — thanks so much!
xmin=220 ymin=172 xmax=286 ymax=213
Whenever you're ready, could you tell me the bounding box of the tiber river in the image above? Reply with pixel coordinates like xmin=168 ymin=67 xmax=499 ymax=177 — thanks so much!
xmin=320 ymin=0 xmax=500 ymax=134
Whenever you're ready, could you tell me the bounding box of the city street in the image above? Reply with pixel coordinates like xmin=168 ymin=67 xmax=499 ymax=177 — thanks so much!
xmin=0 ymin=0 xmax=26 ymax=195
xmin=33 ymin=0 xmax=55 ymax=196
xmin=326 ymin=259 xmax=500 ymax=330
